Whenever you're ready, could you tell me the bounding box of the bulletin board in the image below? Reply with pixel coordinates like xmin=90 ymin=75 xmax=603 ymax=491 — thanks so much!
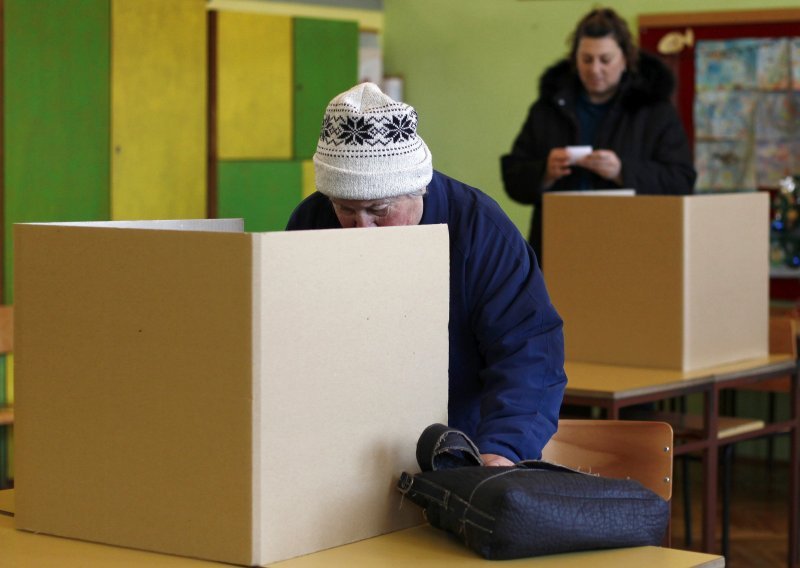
xmin=639 ymin=9 xmax=800 ymax=193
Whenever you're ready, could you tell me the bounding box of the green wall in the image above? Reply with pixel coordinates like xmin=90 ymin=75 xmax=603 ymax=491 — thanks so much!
xmin=383 ymin=0 xmax=798 ymax=462
xmin=218 ymin=161 xmax=302 ymax=232
xmin=383 ymin=0 xmax=799 ymax=236
xmin=4 ymin=0 xmax=111 ymax=303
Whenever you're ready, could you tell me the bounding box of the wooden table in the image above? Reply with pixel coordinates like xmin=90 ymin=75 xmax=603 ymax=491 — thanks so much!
xmin=562 ymin=355 xmax=799 ymax=566
xmin=0 ymin=489 xmax=723 ymax=567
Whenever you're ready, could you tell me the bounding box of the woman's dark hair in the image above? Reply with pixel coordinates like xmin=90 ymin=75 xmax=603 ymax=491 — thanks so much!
xmin=568 ymin=7 xmax=639 ymax=72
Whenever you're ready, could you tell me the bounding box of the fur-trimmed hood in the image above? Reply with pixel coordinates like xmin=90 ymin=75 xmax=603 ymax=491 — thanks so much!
xmin=538 ymin=50 xmax=676 ymax=110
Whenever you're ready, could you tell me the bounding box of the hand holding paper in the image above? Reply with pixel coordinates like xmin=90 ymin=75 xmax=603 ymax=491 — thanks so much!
xmin=566 ymin=145 xmax=592 ymax=165
xmin=576 ymin=148 xmax=622 ymax=184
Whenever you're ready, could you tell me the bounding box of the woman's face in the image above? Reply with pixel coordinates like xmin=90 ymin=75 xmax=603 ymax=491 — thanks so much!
xmin=576 ymin=35 xmax=627 ymax=104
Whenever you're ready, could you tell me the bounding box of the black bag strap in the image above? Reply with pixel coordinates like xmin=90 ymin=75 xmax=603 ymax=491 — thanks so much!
xmin=416 ymin=423 xmax=484 ymax=471
xmin=397 ymin=471 xmax=495 ymax=532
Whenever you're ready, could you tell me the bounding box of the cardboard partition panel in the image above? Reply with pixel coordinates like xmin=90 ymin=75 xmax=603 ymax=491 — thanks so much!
xmin=14 ymin=220 xmax=449 ymax=566
xmin=543 ymin=193 xmax=769 ymax=371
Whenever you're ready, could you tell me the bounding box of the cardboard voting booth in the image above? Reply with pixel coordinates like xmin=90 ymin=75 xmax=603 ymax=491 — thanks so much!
xmin=13 ymin=220 xmax=449 ymax=566
xmin=543 ymin=193 xmax=769 ymax=371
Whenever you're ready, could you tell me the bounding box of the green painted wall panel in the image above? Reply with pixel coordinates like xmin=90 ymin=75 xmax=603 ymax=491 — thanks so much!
xmin=218 ymin=161 xmax=302 ymax=232
xmin=4 ymin=0 xmax=111 ymax=303
xmin=293 ymin=18 xmax=358 ymax=160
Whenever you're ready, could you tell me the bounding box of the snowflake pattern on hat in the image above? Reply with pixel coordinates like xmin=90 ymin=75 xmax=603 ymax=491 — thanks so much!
xmin=313 ymin=82 xmax=432 ymax=200
xmin=319 ymin=108 xmax=419 ymax=147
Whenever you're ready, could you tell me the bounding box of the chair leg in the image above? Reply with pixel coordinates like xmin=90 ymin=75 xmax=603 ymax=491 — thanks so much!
xmin=767 ymin=392 xmax=777 ymax=474
xmin=722 ymin=444 xmax=734 ymax=561
xmin=682 ymin=454 xmax=692 ymax=548
xmin=0 ymin=426 xmax=6 ymax=490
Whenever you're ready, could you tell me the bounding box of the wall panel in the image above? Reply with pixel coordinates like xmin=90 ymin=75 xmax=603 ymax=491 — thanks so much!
xmin=293 ymin=18 xmax=358 ymax=160
xmin=301 ymin=159 xmax=316 ymax=198
xmin=217 ymin=12 xmax=293 ymax=159
xmin=111 ymin=0 xmax=207 ymax=220
xmin=3 ymin=0 xmax=110 ymax=302
xmin=218 ymin=161 xmax=301 ymax=232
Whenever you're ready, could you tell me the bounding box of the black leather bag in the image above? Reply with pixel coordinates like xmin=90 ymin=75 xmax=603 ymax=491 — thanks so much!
xmin=397 ymin=424 xmax=669 ymax=560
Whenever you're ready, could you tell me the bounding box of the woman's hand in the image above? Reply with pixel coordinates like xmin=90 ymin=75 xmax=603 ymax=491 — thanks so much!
xmin=576 ymin=149 xmax=622 ymax=185
xmin=543 ymin=148 xmax=572 ymax=189
xmin=481 ymin=453 xmax=515 ymax=467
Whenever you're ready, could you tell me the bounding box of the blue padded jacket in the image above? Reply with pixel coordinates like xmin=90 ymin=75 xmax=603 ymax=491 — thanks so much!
xmin=286 ymin=170 xmax=567 ymax=461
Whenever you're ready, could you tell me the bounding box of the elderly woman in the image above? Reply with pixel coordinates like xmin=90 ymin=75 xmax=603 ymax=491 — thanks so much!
xmin=289 ymin=82 xmax=567 ymax=467
xmin=501 ymin=7 xmax=696 ymax=266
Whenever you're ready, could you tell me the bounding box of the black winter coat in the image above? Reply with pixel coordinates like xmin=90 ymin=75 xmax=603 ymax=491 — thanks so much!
xmin=500 ymin=51 xmax=696 ymax=265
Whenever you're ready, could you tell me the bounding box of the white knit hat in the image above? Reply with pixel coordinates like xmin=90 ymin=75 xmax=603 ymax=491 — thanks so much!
xmin=313 ymin=82 xmax=433 ymax=200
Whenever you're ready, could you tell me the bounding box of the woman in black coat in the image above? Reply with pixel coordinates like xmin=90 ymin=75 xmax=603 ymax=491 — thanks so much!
xmin=501 ymin=8 xmax=696 ymax=265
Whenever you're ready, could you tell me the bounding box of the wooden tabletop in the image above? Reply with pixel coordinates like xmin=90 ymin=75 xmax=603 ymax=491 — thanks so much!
xmin=0 ymin=490 xmax=723 ymax=567
xmin=269 ymin=524 xmax=724 ymax=567
xmin=564 ymin=355 xmax=794 ymax=400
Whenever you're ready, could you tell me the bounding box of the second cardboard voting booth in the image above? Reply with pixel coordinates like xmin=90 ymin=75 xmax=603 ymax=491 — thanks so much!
xmin=13 ymin=220 xmax=450 ymax=566
xmin=543 ymin=192 xmax=769 ymax=371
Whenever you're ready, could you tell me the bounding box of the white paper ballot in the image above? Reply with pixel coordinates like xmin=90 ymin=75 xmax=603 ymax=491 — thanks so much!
xmin=566 ymin=145 xmax=592 ymax=164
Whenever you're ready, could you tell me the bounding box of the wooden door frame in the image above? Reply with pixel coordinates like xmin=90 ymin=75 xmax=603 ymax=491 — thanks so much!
xmin=639 ymin=7 xmax=800 ymax=28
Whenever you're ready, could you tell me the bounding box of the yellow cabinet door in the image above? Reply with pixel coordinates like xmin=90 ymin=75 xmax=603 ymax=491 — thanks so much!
xmin=216 ymin=12 xmax=293 ymax=160
xmin=111 ymin=0 xmax=207 ymax=220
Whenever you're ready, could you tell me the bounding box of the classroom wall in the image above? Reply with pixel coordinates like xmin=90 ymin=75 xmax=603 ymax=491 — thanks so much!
xmin=0 ymin=0 xmax=368 ymax=485
xmin=382 ymin=0 xmax=799 ymax=235
xmin=383 ymin=0 xmax=797 ymax=461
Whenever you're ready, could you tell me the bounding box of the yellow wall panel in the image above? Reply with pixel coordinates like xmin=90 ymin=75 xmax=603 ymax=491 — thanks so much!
xmin=111 ymin=0 xmax=207 ymax=220
xmin=301 ymin=160 xmax=316 ymax=199
xmin=208 ymin=1 xmax=384 ymax=32
xmin=218 ymin=12 xmax=293 ymax=159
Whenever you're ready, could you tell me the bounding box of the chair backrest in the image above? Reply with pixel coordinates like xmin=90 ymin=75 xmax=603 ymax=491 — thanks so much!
xmin=0 ymin=306 xmax=12 ymax=355
xmin=743 ymin=315 xmax=800 ymax=393
xmin=770 ymin=315 xmax=798 ymax=358
xmin=0 ymin=306 xmax=13 ymax=426
xmin=541 ymin=419 xmax=673 ymax=501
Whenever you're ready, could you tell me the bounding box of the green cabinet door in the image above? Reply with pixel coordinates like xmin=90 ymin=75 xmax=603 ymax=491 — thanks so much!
xmin=293 ymin=18 xmax=359 ymax=160
xmin=3 ymin=0 xmax=206 ymax=302
xmin=218 ymin=161 xmax=302 ymax=233
xmin=3 ymin=0 xmax=111 ymax=303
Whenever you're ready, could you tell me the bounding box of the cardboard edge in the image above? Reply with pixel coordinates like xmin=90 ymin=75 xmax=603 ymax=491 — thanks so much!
xmin=251 ymin=234 xmax=263 ymax=565
xmin=17 ymin=218 xmax=245 ymax=232
xmin=681 ymin=193 xmax=770 ymax=371
xmin=682 ymin=198 xmax=690 ymax=370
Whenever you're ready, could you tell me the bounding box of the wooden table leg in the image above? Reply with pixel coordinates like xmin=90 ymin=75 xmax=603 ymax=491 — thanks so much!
xmin=789 ymin=365 xmax=799 ymax=568
xmin=702 ymin=387 xmax=720 ymax=554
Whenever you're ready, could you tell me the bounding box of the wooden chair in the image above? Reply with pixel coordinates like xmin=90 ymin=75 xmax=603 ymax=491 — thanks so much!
xmin=0 ymin=305 xmax=14 ymax=490
xmin=652 ymin=315 xmax=796 ymax=557
xmin=541 ymin=420 xmax=674 ymax=550
xmin=542 ymin=419 xmax=674 ymax=501
xmin=735 ymin=315 xmax=797 ymax=465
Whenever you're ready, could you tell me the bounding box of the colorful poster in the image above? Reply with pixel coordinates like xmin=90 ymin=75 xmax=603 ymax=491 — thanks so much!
xmin=756 ymin=140 xmax=793 ymax=187
xmin=695 ymin=140 xmax=755 ymax=191
xmin=695 ymin=37 xmax=800 ymax=192
xmin=694 ymin=91 xmax=757 ymax=139
xmin=793 ymin=38 xmax=800 ymax=89
xmin=757 ymin=38 xmax=790 ymax=90
xmin=696 ymin=39 xmax=759 ymax=92
xmin=755 ymin=92 xmax=797 ymax=139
